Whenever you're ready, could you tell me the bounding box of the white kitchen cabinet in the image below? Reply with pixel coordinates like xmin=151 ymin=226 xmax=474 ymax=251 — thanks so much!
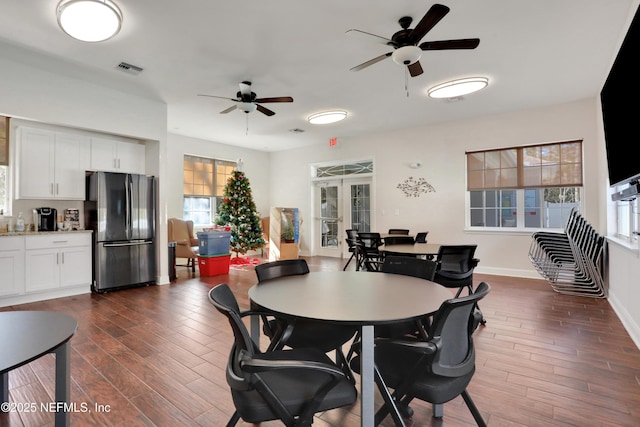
xmin=16 ymin=126 xmax=89 ymax=200
xmin=0 ymin=236 xmax=25 ymax=297
xmin=24 ymin=233 xmax=92 ymax=293
xmin=90 ymin=137 xmax=146 ymax=174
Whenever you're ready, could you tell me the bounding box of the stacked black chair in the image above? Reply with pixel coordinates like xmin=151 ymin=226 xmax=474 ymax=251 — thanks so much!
xmin=528 ymin=208 xmax=607 ymax=297
xmin=350 ymin=282 xmax=490 ymax=426
xmin=209 ymin=284 xmax=357 ymax=427
xmin=254 ymin=259 xmax=358 ymax=380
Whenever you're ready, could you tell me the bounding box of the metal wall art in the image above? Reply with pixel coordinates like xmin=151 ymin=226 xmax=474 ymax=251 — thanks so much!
xmin=397 ymin=176 xmax=436 ymax=197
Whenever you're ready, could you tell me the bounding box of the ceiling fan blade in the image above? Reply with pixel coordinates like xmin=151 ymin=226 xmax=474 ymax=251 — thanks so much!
xmin=407 ymin=61 xmax=423 ymax=77
xmin=255 ymin=96 xmax=294 ymax=103
xmin=239 ymin=81 xmax=252 ymax=96
xmin=220 ymin=105 xmax=238 ymax=114
xmin=345 ymin=29 xmax=393 ymax=45
xmin=408 ymin=3 xmax=450 ymax=45
xmin=256 ymin=104 xmax=276 ymax=116
xmin=198 ymin=94 xmax=239 ymax=102
xmin=420 ymin=38 xmax=480 ymax=50
xmin=350 ymin=52 xmax=392 ymax=72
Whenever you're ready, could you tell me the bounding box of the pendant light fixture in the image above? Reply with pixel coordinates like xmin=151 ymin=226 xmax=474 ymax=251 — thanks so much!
xmin=57 ymin=0 xmax=123 ymax=42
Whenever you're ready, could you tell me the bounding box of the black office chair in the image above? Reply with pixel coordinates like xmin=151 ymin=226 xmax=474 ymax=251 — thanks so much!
xmin=415 ymin=231 xmax=429 ymax=243
xmin=388 ymin=229 xmax=410 ymax=235
xmin=208 ymin=284 xmax=358 ymax=427
xmin=356 ymin=232 xmax=384 ymax=271
xmin=254 ymin=259 xmax=358 ymax=380
xmin=376 ymin=256 xmax=438 ymax=339
xmin=350 ymin=282 xmax=490 ymax=426
xmin=343 ymin=229 xmax=360 ymax=271
xmin=383 ymin=235 xmax=415 ymax=246
xmin=433 ymin=245 xmax=485 ymax=325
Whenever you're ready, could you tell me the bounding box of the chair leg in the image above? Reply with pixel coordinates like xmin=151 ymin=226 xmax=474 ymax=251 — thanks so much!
xmin=461 ymin=390 xmax=487 ymax=427
xmin=226 ymin=411 xmax=241 ymax=427
xmin=343 ymin=253 xmax=355 ymax=271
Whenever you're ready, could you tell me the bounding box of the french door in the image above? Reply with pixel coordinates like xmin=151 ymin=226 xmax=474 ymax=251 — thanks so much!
xmin=313 ymin=178 xmax=372 ymax=257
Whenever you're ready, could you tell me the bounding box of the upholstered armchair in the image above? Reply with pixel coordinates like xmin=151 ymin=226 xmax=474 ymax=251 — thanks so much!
xmin=168 ymin=218 xmax=199 ymax=272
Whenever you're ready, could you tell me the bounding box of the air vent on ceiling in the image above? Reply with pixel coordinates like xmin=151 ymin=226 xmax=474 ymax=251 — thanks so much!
xmin=116 ymin=62 xmax=143 ymax=75
xmin=289 ymin=128 xmax=305 ymax=133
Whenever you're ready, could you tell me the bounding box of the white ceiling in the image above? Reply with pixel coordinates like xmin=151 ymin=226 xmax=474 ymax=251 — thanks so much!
xmin=0 ymin=0 xmax=637 ymax=152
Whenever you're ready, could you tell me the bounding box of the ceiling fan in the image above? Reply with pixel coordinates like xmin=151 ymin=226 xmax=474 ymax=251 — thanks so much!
xmin=347 ymin=3 xmax=480 ymax=77
xmin=198 ymin=81 xmax=293 ymax=116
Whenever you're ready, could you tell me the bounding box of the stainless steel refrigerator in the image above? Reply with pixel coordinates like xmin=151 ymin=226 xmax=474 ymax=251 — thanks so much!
xmin=85 ymin=172 xmax=156 ymax=292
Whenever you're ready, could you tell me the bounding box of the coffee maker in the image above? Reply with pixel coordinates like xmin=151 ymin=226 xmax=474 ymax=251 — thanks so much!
xmin=34 ymin=207 xmax=57 ymax=231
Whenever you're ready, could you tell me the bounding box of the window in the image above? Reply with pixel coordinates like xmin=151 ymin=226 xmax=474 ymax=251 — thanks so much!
xmin=467 ymin=141 xmax=583 ymax=230
xmin=183 ymin=155 xmax=235 ymax=225
xmin=612 ymin=183 xmax=639 ymax=242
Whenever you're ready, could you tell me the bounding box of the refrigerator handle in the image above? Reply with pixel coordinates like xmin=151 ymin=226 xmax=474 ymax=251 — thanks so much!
xmin=125 ymin=175 xmax=132 ymax=240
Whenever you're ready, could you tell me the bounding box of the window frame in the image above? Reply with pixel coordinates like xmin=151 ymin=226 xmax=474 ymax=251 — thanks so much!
xmin=183 ymin=155 xmax=235 ymax=226
xmin=466 ymin=140 xmax=584 ymax=232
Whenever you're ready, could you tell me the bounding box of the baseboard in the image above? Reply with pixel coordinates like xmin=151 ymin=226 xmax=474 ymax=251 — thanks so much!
xmin=607 ymin=291 xmax=640 ymax=350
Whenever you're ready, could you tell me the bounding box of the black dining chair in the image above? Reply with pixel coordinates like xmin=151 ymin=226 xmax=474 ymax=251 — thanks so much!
xmin=415 ymin=231 xmax=429 ymax=243
xmin=433 ymin=244 xmax=485 ymax=325
xmin=388 ymin=228 xmax=410 ymax=235
xmin=376 ymin=256 xmax=438 ymax=339
xmin=254 ymin=259 xmax=358 ymax=380
xmin=208 ymin=284 xmax=358 ymax=427
xmin=383 ymin=235 xmax=416 ymax=246
xmin=346 ymin=256 xmax=439 ymax=366
xmin=343 ymin=229 xmax=361 ymax=271
xmin=350 ymin=282 xmax=491 ymax=426
xmin=356 ymin=232 xmax=384 ymax=271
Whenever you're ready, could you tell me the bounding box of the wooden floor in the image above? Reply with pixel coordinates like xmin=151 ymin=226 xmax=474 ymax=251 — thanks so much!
xmin=2 ymin=256 xmax=640 ymax=426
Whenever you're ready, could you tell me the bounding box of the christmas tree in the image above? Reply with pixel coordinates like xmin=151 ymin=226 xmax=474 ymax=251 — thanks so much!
xmin=215 ymin=170 xmax=265 ymax=257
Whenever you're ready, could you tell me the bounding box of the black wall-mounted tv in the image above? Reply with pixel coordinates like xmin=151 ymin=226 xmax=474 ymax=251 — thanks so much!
xmin=600 ymin=4 xmax=640 ymax=194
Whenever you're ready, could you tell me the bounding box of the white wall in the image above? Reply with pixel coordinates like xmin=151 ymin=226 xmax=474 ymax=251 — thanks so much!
xmin=0 ymin=45 xmax=170 ymax=284
xmin=165 ymin=133 xmax=271 ymax=221
xmin=270 ymin=98 xmax=602 ymax=278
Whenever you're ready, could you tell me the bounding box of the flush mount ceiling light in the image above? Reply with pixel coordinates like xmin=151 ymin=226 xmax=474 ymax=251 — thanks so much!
xmin=428 ymin=77 xmax=488 ymax=99
xmin=391 ymin=46 xmax=422 ymax=66
xmin=308 ymin=111 xmax=347 ymax=125
xmin=57 ymin=0 xmax=123 ymax=42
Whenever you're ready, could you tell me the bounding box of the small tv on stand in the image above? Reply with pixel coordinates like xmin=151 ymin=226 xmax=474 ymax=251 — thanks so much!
xmin=601 ymin=4 xmax=640 ymax=201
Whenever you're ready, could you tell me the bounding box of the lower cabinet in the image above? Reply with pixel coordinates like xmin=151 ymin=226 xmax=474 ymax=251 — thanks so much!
xmin=0 ymin=232 xmax=92 ymax=306
xmin=0 ymin=236 xmax=25 ymax=297
xmin=25 ymin=234 xmax=92 ymax=292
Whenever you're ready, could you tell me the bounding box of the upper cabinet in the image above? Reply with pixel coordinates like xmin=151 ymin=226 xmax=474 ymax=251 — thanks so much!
xmin=15 ymin=126 xmax=90 ymax=200
xmin=90 ymin=137 xmax=145 ymax=174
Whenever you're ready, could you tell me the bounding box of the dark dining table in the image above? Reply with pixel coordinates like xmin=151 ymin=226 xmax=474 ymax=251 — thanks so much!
xmin=248 ymin=270 xmax=452 ymax=427
xmin=0 ymin=311 xmax=77 ymax=427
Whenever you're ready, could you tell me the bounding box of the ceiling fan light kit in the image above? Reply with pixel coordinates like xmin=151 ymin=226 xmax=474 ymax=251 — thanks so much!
xmin=238 ymin=102 xmax=257 ymax=113
xmin=308 ymin=111 xmax=348 ymax=125
xmin=57 ymin=0 xmax=122 ymax=42
xmin=428 ymin=77 xmax=489 ymax=99
xmin=348 ymin=4 xmax=479 ymax=79
xmin=392 ymin=46 xmax=422 ymax=65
